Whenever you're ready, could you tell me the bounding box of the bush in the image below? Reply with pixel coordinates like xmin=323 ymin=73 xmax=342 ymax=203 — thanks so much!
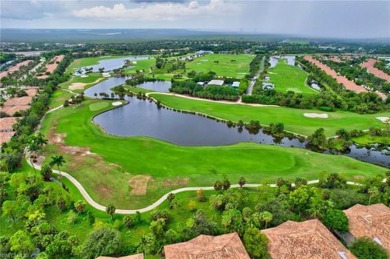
xmin=350 ymin=237 xmax=388 ymax=259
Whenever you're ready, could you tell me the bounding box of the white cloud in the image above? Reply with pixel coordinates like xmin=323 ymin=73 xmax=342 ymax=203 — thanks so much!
xmin=72 ymin=0 xmax=235 ymax=21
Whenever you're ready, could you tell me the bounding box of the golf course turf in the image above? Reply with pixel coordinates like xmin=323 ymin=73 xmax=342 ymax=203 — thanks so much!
xmin=40 ymin=99 xmax=388 ymax=209
xmin=268 ymin=59 xmax=317 ymax=95
xmin=186 ymin=53 xmax=255 ymax=78
xmin=150 ymin=93 xmax=389 ymax=137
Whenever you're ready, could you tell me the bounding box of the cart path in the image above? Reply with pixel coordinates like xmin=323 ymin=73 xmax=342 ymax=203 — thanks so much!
xmin=25 ymin=158 xmax=379 ymax=215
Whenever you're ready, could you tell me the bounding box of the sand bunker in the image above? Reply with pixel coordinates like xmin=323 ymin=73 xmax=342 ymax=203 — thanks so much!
xmin=128 ymin=175 xmax=151 ymax=196
xmin=69 ymin=83 xmax=86 ymax=90
xmin=112 ymin=101 xmax=122 ymax=106
xmin=376 ymin=117 xmax=390 ymax=123
xmin=304 ymin=113 xmax=329 ymax=118
xmin=80 ymin=75 xmax=88 ymax=78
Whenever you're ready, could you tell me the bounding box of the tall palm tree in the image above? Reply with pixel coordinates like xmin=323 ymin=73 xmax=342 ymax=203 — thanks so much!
xmin=27 ymin=142 xmax=40 ymax=174
xmin=33 ymin=133 xmax=48 ymax=148
xmin=49 ymin=155 xmax=66 ymax=177
xmin=260 ymin=211 xmax=273 ymax=229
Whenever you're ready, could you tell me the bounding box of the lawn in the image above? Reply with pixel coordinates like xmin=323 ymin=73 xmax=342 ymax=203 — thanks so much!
xmin=39 ymin=99 xmax=387 ymax=209
xmin=60 ymin=73 xmax=103 ymax=87
xmin=123 ymin=58 xmax=156 ymax=74
xmin=268 ymin=59 xmax=317 ymax=95
xmin=186 ymin=54 xmax=255 ymax=79
xmin=151 ymin=93 xmax=388 ymax=137
xmin=48 ymin=90 xmax=73 ymax=109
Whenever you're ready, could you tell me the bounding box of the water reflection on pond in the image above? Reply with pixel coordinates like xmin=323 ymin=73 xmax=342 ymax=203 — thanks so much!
xmin=85 ymin=68 xmax=389 ymax=168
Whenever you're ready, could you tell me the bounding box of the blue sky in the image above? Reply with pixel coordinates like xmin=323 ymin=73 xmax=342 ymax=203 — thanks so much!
xmin=1 ymin=0 xmax=389 ymax=38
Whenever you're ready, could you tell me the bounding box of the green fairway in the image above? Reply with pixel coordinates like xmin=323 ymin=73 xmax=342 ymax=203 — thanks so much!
xmin=48 ymin=90 xmax=73 ymax=109
xmin=40 ymin=99 xmax=387 ymax=209
xmin=268 ymin=59 xmax=316 ymax=94
xmin=186 ymin=54 xmax=255 ymax=78
xmin=124 ymin=58 xmax=155 ymax=74
xmin=150 ymin=93 xmax=388 ymax=137
xmin=62 ymin=73 xmax=103 ymax=85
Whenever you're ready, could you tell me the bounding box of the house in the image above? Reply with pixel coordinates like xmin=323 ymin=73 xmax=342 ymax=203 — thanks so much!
xmin=232 ymin=81 xmax=240 ymax=89
xmin=208 ymin=79 xmax=224 ymax=86
xmin=261 ymin=219 xmax=356 ymax=259
xmin=97 ymin=254 xmax=143 ymax=259
xmin=197 ymin=82 xmax=206 ymax=87
xmin=262 ymin=82 xmax=275 ymax=90
xmin=343 ymin=204 xmax=390 ymax=252
xmin=264 ymin=76 xmax=270 ymax=82
xmin=164 ymin=232 xmax=250 ymax=259
xmin=0 ymin=117 xmax=18 ymax=145
xmin=2 ymin=95 xmax=33 ymax=116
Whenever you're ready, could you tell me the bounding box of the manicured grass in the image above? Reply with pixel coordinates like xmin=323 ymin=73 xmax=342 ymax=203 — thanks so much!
xmin=124 ymin=58 xmax=155 ymax=74
xmin=352 ymin=135 xmax=390 ymax=145
xmin=151 ymin=93 xmax=389 ymax=137
xmin=186 ymin=54 xmax=255 ymax=78
xmin=268 ymin=59 xmax=316 ymax=94
xmin=48 ymin=90 xmax=73 ymax=109
xmin=60 ymin=73 xmax=104 ymax=89
xmin=40 ymin=99 xmax=387 ymax=209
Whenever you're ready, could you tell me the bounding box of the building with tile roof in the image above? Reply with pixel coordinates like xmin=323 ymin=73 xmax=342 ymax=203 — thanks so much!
xmin=343 ymin=203 xmax=390 ymax=252
xmin=164 ymin=232 xmax=250 ymax=259
xmin=261 ymin=219 xmax=356 ymax=259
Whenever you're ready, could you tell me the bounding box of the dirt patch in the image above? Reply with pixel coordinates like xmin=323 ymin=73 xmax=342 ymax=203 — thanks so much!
xmin=163 ymin=177 xmax=189 ymax=187
xmin=128 ymin=175 xmax=152 ymax=196
xmin=69 ymin=83 xmax=86 ymax=90
xmin=376 ymin=117 xmax=390 ymax=123
xmin=96 ymin=183 xmax=113 ymax=199
xmin=304 ymin=113 xmax=329 ymax=119
xmin=48 ymin=124 xmax=95 ymax=157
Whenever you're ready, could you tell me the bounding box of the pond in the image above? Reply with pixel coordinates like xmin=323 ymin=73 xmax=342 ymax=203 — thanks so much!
xmin=135 ymin=81 xmax=172 ymax=93
xmin=86 ymin=71 xmax=390 ymax=168
xmin=75 ymin=56 xmax=149 ymax=75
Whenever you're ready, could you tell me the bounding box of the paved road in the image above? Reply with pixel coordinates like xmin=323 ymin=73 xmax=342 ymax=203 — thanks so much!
xmin=247 ymin=56 xmax=266 ymax=95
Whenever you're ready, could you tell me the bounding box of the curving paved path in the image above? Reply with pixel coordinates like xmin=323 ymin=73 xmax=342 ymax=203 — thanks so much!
xmin=28 ymin=93 xmax=384 ymax=215
xmin=26 ymin=158 xmax=378 ymax=215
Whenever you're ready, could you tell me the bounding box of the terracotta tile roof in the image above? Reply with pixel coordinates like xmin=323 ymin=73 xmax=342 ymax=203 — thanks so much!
xmin=344 ymin=203 xmax=390 ymax=252
xmin=2 ymin=105 xmax=30 ymax=116
xmin=164 ymin=232 xmax=250 ymax=259
xmin=261 ymin=219 xmax=356 ymax=259
xmin=361 ymin=59 xmax=390 ymax=82
xmin=0 ymin=117 xmax=18 ymax=131
xmin=304 ymin=56 xmax=368 ymax=95
xmin=25 ymin=88 xmax=38 ymax=97
xmin=4 ymin=96 xmax=33 ymax=106
xmin=96 ymin=254 xmax=144 ymax=259
xmin=0 ymin=60 xmax=33 ymax=79
xmin=37 ymin=55 xmax=65 ymax=79
xmin=0 ymin=132 xmax=15 ymax=144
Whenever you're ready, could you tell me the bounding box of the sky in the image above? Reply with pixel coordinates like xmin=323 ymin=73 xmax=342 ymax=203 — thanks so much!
xmin=1 ymin=0 xmax=389 ymax=38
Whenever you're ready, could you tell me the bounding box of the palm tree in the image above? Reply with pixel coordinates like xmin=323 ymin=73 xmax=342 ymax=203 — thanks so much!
xmin=50 ymin=155 xmax=66 ymax=177
xmin=260 ymin=211 xmax=273 ymax=229
xmin=27 ymin=142 xmax=40 ymax=174
xmin=368 ymin=187 xmax=379 ymax=205
xmin=33 ymin=132 xmax=48 ymax=148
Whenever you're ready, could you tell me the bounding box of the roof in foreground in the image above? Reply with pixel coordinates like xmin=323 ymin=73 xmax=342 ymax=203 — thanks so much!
xmin=164 ymin=232 xmax=250 ymax=259
xmin=261 ymin=219 xmax=356 ymax=259
xmin=96 ymin=254 xmax=144 ymax=259
xmin=344 ymin=203 xmax=390 ymax=251
xmin=0 ymin=132 xmax=15 ymax=145
xmin=0 ymin=117 xmax=18 ymax=131
xmin=208 ymin=79 xmax=224 ymax=86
